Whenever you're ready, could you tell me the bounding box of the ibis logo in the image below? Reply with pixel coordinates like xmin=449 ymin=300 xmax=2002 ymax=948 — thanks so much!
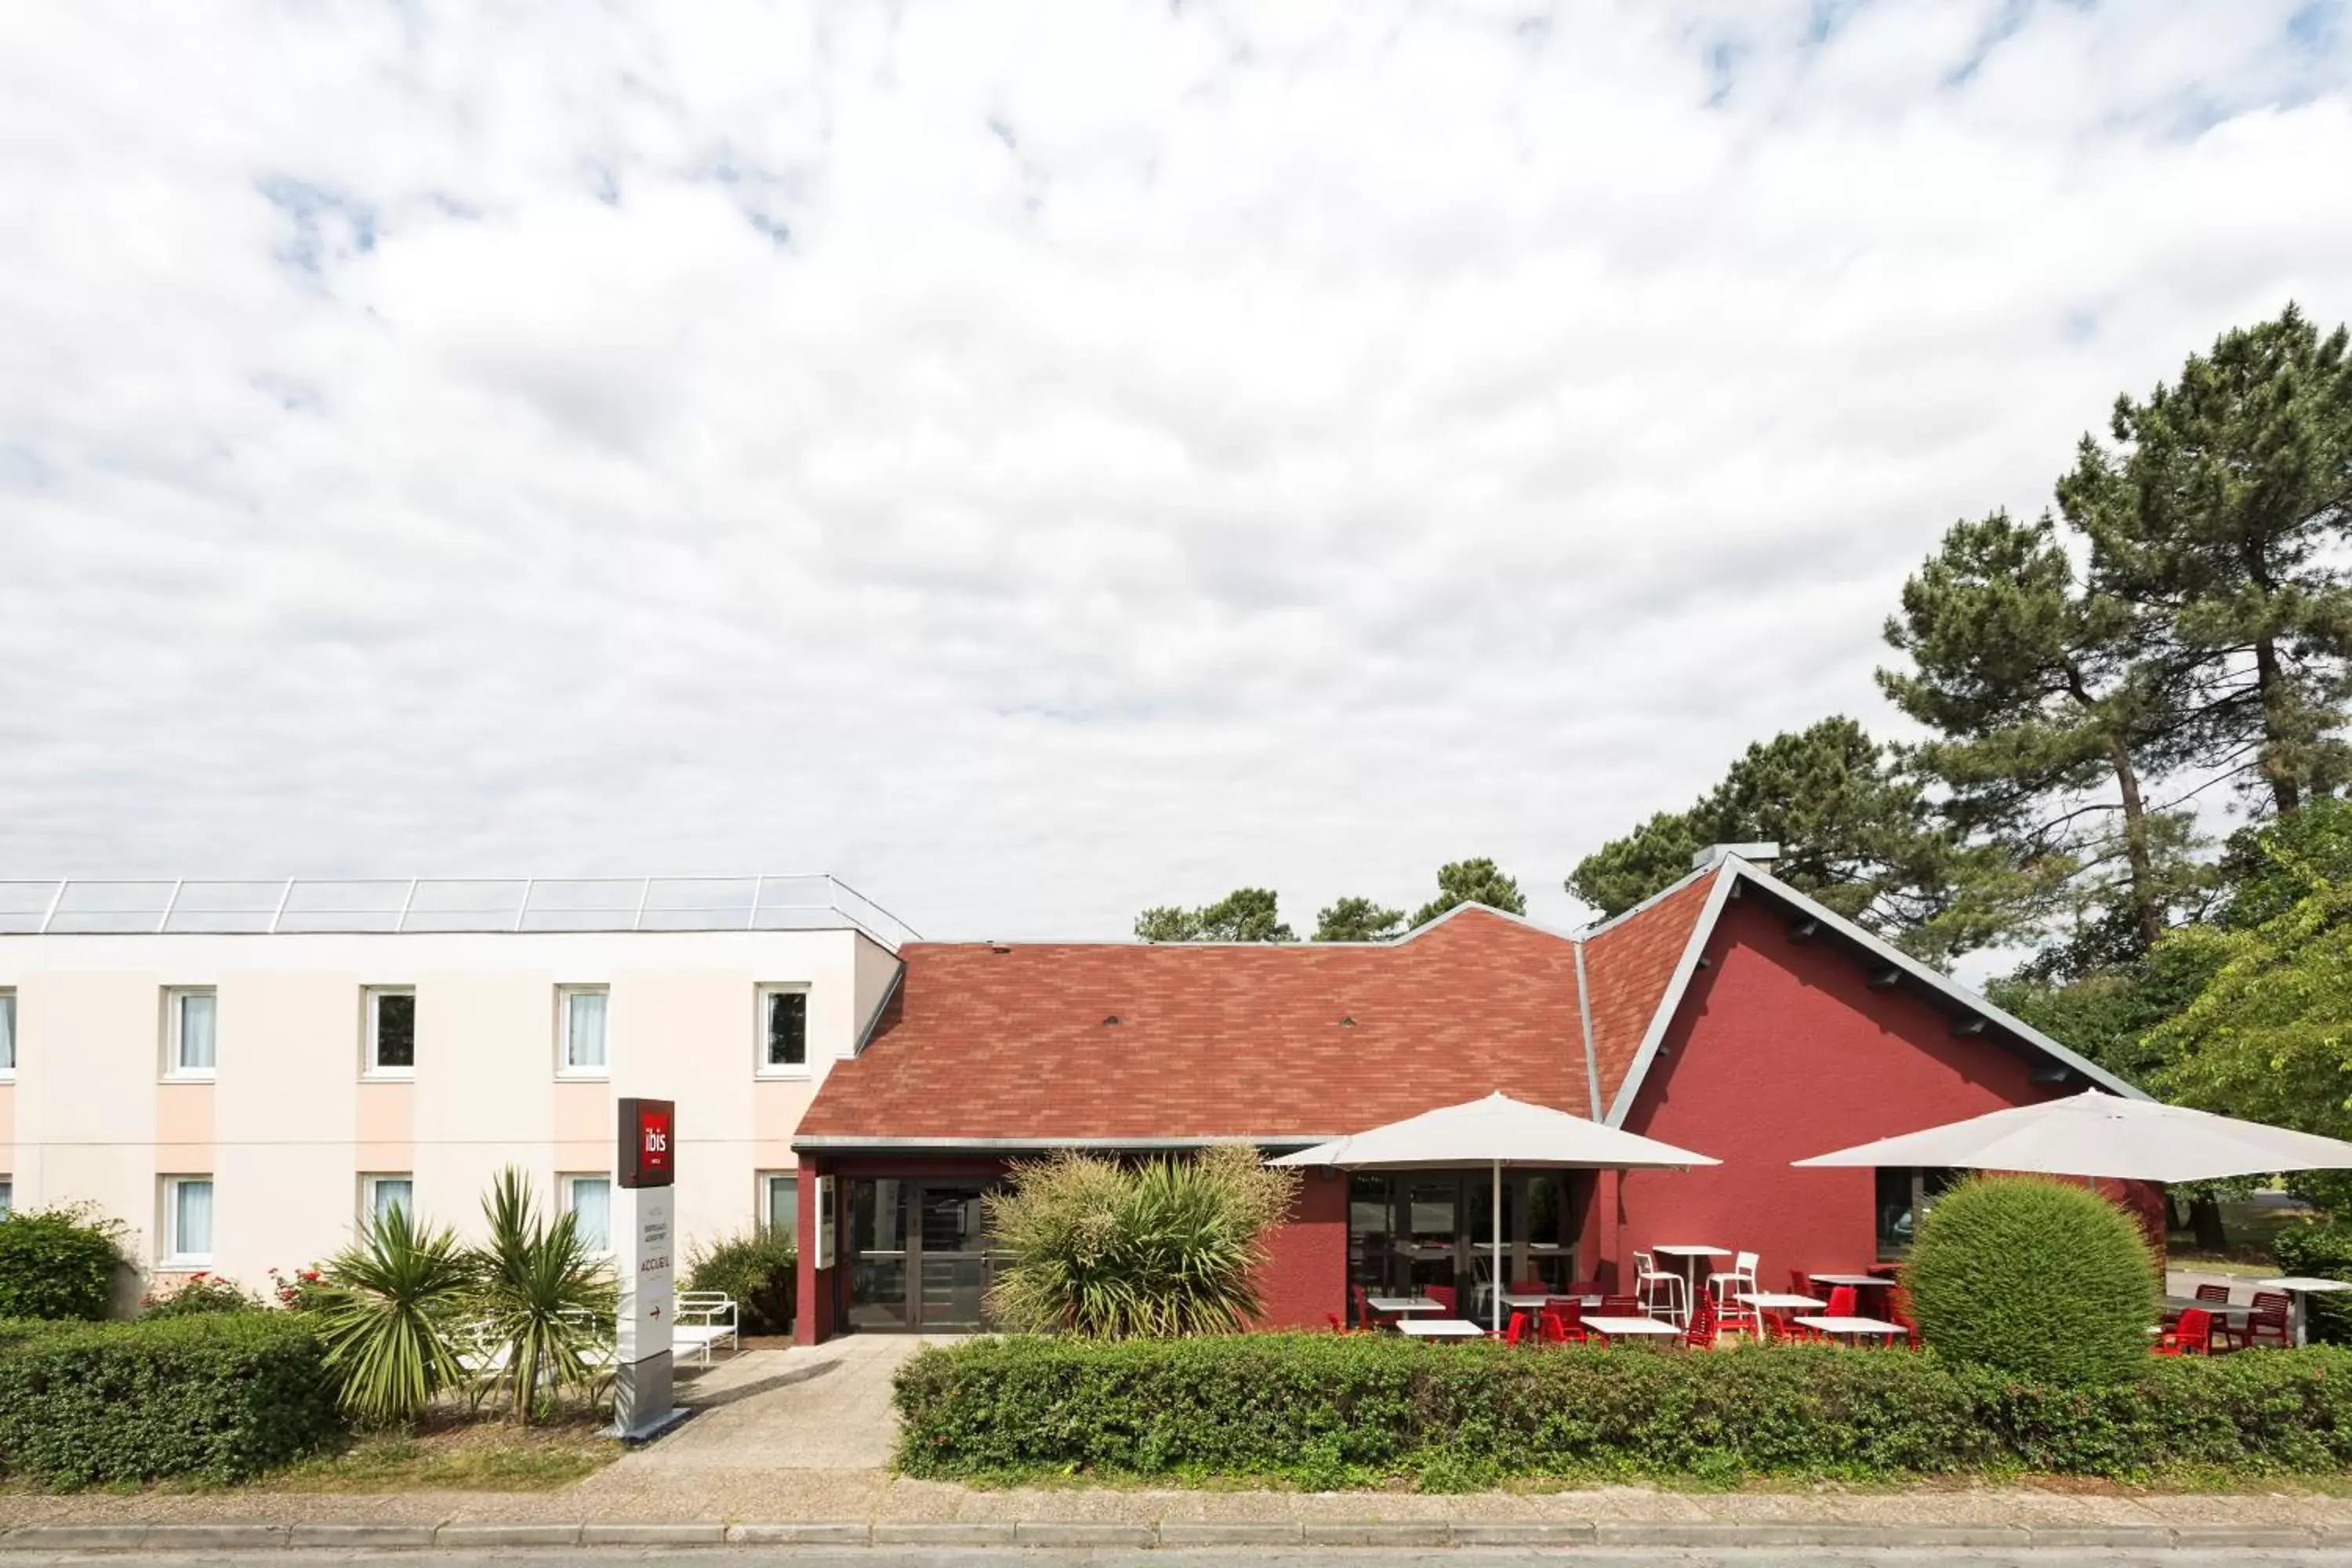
xmin=617 ymin=1098 xmax=677 ymax=1188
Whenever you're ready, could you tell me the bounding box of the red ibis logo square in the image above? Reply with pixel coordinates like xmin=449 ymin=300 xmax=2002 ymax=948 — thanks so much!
xmin=638 ymin=1105 xmax=673 ymax=1175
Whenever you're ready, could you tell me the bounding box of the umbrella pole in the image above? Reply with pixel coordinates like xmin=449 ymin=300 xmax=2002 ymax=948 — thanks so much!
xmin=1491 ymin=1161 xmax=1503 ymax=1334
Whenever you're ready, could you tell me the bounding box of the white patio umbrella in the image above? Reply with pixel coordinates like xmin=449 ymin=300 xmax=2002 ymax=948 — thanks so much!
xmin=1790 ymin=1091 xmax=2352 ymax=1185
xmin=1272 ymin=1092 xmax=1719 ymax=1332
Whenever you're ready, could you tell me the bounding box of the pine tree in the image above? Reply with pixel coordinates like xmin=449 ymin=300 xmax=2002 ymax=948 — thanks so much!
xmin=1566 ymin=717 xmax=2045 ymax=965
xmin=1409 ymin=858 xmax=1526 ymax=928
xmin=1879 ymin=510 xmax=2207 ymax=958
xmin=1133 ymin=888 xmax=1296 ymax=942
xmin=1312 ymin=896 xmax=1406 ymax=942
xmin=2063 ymin=305 xmax=2352 ymax=815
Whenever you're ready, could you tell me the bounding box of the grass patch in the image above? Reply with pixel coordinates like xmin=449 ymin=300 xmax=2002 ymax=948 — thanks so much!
xmin=258 ymin=1416 xmax=617 ymax=1494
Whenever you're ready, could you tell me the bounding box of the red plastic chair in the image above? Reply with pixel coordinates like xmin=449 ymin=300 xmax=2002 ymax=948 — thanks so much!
xmin=1425 ymin=1284 xmax=1457 ymax=1315
xmin=1599 ymin=1294 xmax=1640 ymax=1318
xmin=2245 ymin=1291 xmax=2292 ymax=1349
xmin=1788 ymin=1269 xmax=1813 ymax=1297
xmin=2155 ymin=1307 xmax=2213 ymax=1356
xmin=1352 ymin=1284 xmax=1393 ymax=1331
xmin=1541 ymin=1298 xmax=1588 ymax=1346
xmin=1327 ymin=1312 xmax=1345 ymax=1332
xmin=1886 ymin=1286 xmax=1923 ymax=1350
xmin=1497 ymin=1308 xmax=1533 ymax=1345
xmin=1825 ymin=1284 xmax=1858 ymax=1317
xmin=1683 ymin=1291 xmax=1719 ymax=1350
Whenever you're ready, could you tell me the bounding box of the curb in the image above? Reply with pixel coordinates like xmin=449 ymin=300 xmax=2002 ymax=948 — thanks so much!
xmin=0 ymin=1516 xmax=2335 ymax=1551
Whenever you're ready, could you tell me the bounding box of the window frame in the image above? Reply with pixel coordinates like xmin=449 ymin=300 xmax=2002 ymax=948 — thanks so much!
xmin=760 ymin=1170 xmax=800 ymax=1243
xmin=162 ymin=1175 xmax=215 ymax=1266
xmin=1875 ymin=1166 xmax=1961 ymax=1259
xmin=0 ymin=1176 xmax=13 ymax=1218
xmin=555 ymin=985 xmax=611 ymax=1080
xmin=755 ymin=983 xmax=811 ymax=1079
xmin=362 ymin=987 xmax=416 ymax=1080
xmin=162 ymin=987 xmax=218 ymax=1081
xmin=561 ymin=1172 xmax=614 ymax=1254
xmin=358 ymin=1173 xmax=414 ymax=1229
xmin=0 ymin=988 xmax=16 ymax=1081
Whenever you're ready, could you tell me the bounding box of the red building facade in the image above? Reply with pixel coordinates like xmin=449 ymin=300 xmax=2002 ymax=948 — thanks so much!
xmin=793 ymin=852 xmax=2149 ymax=1343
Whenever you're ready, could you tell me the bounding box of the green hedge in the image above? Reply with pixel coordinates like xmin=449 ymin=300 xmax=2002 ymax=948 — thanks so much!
xmin=0 ymin=1314 xmax=345 ymax=1485
xmin=894 ymin=1334 xmax=2352 ymax=1486
xmin=2272 ymin=1226 xmax=2352 ymax=1345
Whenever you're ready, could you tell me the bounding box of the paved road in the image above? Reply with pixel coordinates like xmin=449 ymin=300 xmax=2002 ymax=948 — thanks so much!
xmin=45 ymin=1550 xmax=2352 ymax=1566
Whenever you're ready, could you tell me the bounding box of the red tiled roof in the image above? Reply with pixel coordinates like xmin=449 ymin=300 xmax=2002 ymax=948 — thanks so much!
xmin=1580 ymin=874 xmax=1716 ymax=1111
xmin=797 ymin=906 xmax=1594 ymax=1144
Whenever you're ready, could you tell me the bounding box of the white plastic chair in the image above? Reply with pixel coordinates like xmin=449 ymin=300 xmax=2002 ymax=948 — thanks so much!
xmin=1711 ymin=1250 xmax=1762 ymax=1339
xmin=673 ymin=1291 xmax=739 ymax=1365
xmin=1634 ymin=1250 xmax=1687 ymax=1326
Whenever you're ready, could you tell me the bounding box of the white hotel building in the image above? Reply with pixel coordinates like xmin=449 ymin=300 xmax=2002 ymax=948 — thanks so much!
xmin=0 ymin=876 xmax=911 ymax=1295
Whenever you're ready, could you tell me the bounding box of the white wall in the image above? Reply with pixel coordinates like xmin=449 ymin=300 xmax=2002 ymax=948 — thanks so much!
xmin=0 ymin=927 xmax=870 ymax=1292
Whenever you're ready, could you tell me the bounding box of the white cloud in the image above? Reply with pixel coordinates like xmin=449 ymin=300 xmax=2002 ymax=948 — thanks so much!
xmin=2 ymin=0 xmax=2349 ymax=941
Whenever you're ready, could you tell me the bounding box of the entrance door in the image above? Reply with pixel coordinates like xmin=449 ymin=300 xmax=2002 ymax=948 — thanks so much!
xmin=845 ymin=1178 xmax=997 ymax=1330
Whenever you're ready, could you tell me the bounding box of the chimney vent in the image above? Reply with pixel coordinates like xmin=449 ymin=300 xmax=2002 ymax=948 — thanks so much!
xmin=1691 ymin=841 xmax=1780 ymax=874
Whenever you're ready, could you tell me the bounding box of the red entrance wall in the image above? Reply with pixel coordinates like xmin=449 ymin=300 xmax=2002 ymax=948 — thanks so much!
xmin=795 ymin=1151 xmax=1346 ymax=1342
xmin=1593 ymin=895 xmax=2160 ymax=1285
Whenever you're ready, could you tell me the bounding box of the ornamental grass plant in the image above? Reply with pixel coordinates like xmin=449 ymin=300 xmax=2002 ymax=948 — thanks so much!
xmin=470 ymin=1167 xmax=616 ymax=1424
xmin=984 ymin=1146 xmax=1301 ymax=1338
xmin=312 ymin=1203 xmax=476 ymax=1426
xmin=1903 ymin=1174 xmax=2159 ymax=1384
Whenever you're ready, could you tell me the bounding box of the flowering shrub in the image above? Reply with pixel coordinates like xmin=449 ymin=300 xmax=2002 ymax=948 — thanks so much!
xmin=270 ymin=1266 xmax=330 ymax=1313
xmin=140 ymin=1271 xmax=263 ymax=1318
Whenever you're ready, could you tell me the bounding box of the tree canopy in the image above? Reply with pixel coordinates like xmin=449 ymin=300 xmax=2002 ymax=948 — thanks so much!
xmin=1132 ymin=887 xmax=1295 ymax=942
xmin=1566 ymin=717 xmax=2047 ymax=964
xmin=1409 ymin=857 xmax=1526 ymax=928
xmin=1312 ymin=895 xmax=1405 ymax=942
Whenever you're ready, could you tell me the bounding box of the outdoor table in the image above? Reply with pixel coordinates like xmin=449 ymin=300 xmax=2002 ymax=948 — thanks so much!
xmin=2255 ymin=1278 xmax=2352 ymax=1348
xmin=1654 ymin=1244 xmax=1729 ymax=1312
xmin=1793 ymin=1314 xmax=1905 ymax=1346
xmin=1805 ymin=1272 xmax=1886 ymax=1288
xmin=1364 ymin=1295 xmax=1446 ymax=1315
xmin=1736 ymin=1290 xmax=1824 ymax=1337
xmin=1500 ymin=1293 xmax=1599 ymax=1312
xmin=1582 ymin=1314 xmax=1681 ymax=1342
xmin=1397 ymin=1318 xmax=1486 ymax=1340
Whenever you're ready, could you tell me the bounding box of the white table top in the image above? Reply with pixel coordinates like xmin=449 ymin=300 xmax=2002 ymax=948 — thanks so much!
xmin=1806 ymin=1272 xmax=1886 ymax=1287
xmin=1653 ymin=1244 xmax=1729 ymax=1258
xmin=1364 ymin=1296 xmax=1445 ymax=1313
xmin=1584 ymin=1315 xmax=1681 ymax=1337
xmin=2258 ymin=1276 xmax=2352 ymax=1294
xmin=2165 ymin=1295 xmax=2252 ymax=1316
xmin=1501 ymin=1294 xmax=1600 ymax=1310
xmin=1737 ymin=1292 xmax=1826 ymax=1309
xmin=1795 ymin=1315 xmax=1904 ymax=1336
xmin=1397 ymin=1318 xmax=1486 ymax=1338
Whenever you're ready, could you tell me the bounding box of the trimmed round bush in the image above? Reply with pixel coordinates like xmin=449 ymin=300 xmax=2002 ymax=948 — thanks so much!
xmin=0 ymin=1204 xmax=125 ymax=1322
xmin=1904 ymin=1175 xmax=2158 ymax=1384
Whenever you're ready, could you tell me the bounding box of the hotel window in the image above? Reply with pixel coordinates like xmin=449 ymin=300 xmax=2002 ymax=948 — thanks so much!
xmin=163 ymin=1177 xmax=214 ymax=1265
xmin=563 ymin=1174 xmax=612 ymax=1252
xmin=557 ymin=986 xmax=609 ymax=1077
xmin=758 ymin=985 xmax=808 ymax=1074
xmin=0 ymin=989 xmax=14 ymax=1078
xmin=1875 ymin=1167 xmax=1962 ymax=1258
xmin=361 ymin=1174 xmax=413 ymax=1229
xmin=364 ymin=988 xmax=415 ymax=1078
xmin=164 ymin=989 xmax=217 ymax=1080
xmin=760 ymin=1171 xmax=799 ymax=1244
xmin=0 ymin=1178 xmax=12 ymax=1218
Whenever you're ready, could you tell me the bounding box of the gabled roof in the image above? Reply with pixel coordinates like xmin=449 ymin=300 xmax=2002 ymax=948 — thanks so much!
xmin=797 ymin=906 xmax=1589 ymax=1147
xmin=797 ymin=855 xmax=2143 ymax=1150
xmin=1594 ymin=858 xmax=2145 ymax=1124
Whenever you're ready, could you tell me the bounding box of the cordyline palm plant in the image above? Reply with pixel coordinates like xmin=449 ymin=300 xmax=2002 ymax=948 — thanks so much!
xmin=470 ymin=1167 xmax=617 ymax=1423
xmin=984 ymin=1145 xmax=1299 ymax=1338
xmin=313 ymin=1203 xmax=476 ymax=1425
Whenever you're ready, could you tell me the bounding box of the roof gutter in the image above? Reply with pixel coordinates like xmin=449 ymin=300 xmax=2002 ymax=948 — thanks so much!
xmin=793 ymin=1133 xmax=1338 ymax=1153
xmin=1571 ymin=936 xmax=1602 ymax=1119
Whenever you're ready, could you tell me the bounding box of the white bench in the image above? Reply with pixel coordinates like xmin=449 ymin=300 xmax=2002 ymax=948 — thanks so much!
xmin=673 ymin=1291 xmax=739 ymax=1364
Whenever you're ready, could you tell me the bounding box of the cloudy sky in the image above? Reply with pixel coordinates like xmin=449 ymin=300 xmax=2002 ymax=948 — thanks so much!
xmin=3 ymin=1 xmax=2350 ymax=944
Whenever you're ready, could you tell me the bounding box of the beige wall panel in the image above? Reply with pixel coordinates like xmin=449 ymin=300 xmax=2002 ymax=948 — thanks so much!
xmin=412 ymin=971 xmax=556 ymax=1240
xmin=16 ymin=974 xmax=158 ymax=1255
xmin=215 ymin=973 xmax=359 ymax=1286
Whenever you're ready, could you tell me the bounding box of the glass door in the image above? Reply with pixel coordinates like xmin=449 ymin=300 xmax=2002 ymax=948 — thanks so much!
xmin=845 ymin=1177 xmax=999 ymax=1331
